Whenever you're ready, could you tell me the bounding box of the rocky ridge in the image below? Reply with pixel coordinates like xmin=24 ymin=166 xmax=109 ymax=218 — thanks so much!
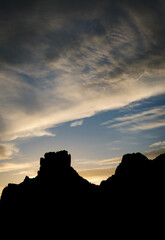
xmin=0 ymin=150 xmax=165 ymax=237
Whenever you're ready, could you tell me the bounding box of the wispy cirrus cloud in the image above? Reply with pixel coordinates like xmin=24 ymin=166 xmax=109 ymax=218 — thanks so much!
xmin=0 ymin=0 xmax=165 ymax=144
xmin=102 ymin=105 xmax=165 ymax=132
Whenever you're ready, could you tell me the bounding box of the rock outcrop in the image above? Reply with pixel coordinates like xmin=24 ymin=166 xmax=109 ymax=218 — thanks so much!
xmin=38 ymin=151 xmax=71 ymax=177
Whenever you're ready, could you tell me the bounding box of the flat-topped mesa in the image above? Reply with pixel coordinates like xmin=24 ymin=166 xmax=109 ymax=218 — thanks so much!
xmin=38 ymin=150 xmax=71 ymax=177
xmin=115 ymin=152 xmax=149 ymax=176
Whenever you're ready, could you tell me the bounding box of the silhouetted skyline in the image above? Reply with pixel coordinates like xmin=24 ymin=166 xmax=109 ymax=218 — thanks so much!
xmin=1 ymin=150 xmax=164 ymax=237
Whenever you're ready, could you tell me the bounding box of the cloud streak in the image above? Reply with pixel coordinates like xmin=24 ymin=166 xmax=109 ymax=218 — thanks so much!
xmin=70 ymin=120 xmax=83 ymax=127
xmin=0 ymin=161 xmax=36 ymax=173
xmin=102 ymin=105 xmax=165 ymax=132
xmin=150 ymin=141 xmax=165 ymax=149
xmin=0 ymin=143 xmax=19 ymax=160
xmin=74 ymin=156 xmax=121 ymax=170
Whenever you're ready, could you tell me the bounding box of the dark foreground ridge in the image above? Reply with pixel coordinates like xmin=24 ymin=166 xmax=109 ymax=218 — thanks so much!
xmin=1 ymin=150 xmax=165 ymax=236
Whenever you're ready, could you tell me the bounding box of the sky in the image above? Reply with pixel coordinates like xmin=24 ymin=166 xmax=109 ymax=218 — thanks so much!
xmin=0 ymin=0 xmax=165 ymax=194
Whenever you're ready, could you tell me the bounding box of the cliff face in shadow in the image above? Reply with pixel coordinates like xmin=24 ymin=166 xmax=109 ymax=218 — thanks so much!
xmin=1 ymin=150 xmax=165 ymax=236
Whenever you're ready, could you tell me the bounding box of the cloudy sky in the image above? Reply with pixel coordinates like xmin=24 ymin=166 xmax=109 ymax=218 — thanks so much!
xmin=0 ymin=0 xmax=165 ymax=193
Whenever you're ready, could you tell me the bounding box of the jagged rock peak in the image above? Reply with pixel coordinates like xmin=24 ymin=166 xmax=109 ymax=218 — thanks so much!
xmin=38 ymin=150 xmax=71 ymax=176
